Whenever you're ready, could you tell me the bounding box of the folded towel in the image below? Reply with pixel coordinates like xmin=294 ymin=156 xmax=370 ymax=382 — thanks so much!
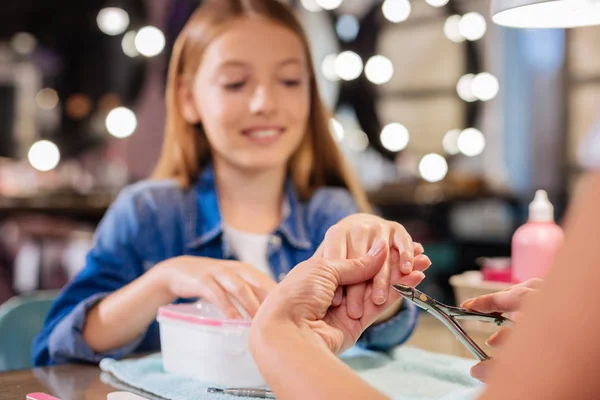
xmin=99 ymin=347 xmax=483 ymax=400
xmin=356 ymin=347 xmax=482 ymax=400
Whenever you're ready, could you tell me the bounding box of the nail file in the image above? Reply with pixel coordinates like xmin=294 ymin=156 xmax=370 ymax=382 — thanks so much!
xmin=26 ymin=394 xmax=61 ymax=400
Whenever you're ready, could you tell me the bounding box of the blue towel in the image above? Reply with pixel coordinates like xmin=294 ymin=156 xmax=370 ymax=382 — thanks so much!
xmin=99 ymin=346 xmax=483 ymax=400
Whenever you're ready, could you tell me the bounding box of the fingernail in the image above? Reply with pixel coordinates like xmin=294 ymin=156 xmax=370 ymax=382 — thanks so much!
xmin=485 ymin=330 xmax=503 ymax=347
xmin=512 ymin=311 xmax=522 ymax=321
xmin=349 ymin=305 xmax=362 ymax=319
xmin=368 ymin=240 xmax=385 ymax=257
xmin=484 ymin=334 xmax=493 ymax=346
xmin=333 ymin=293 xmax=342 ymax=305
xmin=393 ymin=231 xmax=406 ymax=250
xmin=373 ymin=289 xmax=386 ymax=304
xmin=461 ymin=299 xmax=474 ymax=308
xmin=390 ymin=247 xmax=400 ymax=264
xmin=401 ymin=261 xmax=412 ymax=274
xmin=470 ymin=364 xmax=487 ymax=381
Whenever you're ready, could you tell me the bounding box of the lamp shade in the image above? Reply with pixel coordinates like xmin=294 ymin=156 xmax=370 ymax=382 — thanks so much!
xmin=491 ymin=0 xmax=600 ymax=28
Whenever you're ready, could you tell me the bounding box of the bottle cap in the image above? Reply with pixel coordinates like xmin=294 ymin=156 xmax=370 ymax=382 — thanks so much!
xmin=529 ymin=190 xmax=554 ymax=222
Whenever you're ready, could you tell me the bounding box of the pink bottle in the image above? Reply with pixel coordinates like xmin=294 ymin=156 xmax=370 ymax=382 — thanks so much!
xmin=512 ymin=190 xmax=564 ymax=283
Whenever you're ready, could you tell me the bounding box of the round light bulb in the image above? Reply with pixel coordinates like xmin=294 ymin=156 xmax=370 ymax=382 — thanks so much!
xmin=106 ymin=107 xmax=137 ymax=138
xmin=457 ymin=128 xmax=486 ymax=157
xmin=336 ymin=14 xmax=360 ymax=42
xmin=456 ymin=74 xmax=477 ymax=102
xmin=442 ymin=129 xmax=461 ymax=155
xmin=348 ymin=130 xmax=369 ymax=152
xmin=135 ymin=26 xmax=165 ymax=57
xmin=121 ymin=31 xmax=139 ymax=58
xmin=35 ymin=88 xmax=59 ymax=110
xmin=330 ymin=118 xmax=345 ymax=142
xmin=472 ymin=72 xmax=499 ymax=101
xmin=321 ymin=54 xmax=339 ymax=81
xmin=365 ymin=55 xmax=394 ymax=85
xmin=444 ymin=15 xmax=465 ymax=43
xmin=380 ymin=123 xmax=410 ymax=152
xmin=97 ymin=7 xmax=130 ymax=36
xmin=28 ymin=140 xmax=60 ymax=172
xmin=334 ymin=51 xmax=363 ymax=81
xmin=459 ymin=12 xmax=487 ymax=41
xmin=316 ymin=0 xmax=343 ymax=11
xmin=382 ymin=0 xmax=411 ymax=23
xmin=419 ymin=153 xmax=448 ymax=183
xmin=10 ymin=32 xmax=37 ymax=55
xmin=300 ymin=0 xmax=322 ymax=12
xmin=426 ymin=0 xmax=449 ymax=7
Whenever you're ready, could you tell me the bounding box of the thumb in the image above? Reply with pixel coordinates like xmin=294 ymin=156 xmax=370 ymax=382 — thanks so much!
xmin=470 ymin=359 xmax=494 ymax=382
xmin=326 ymin=239 xmax=388 ymax=286
xmin=461 ymin=286 xmax=535 ymax=313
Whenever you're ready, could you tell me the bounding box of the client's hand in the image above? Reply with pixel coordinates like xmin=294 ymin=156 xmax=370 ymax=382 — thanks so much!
xmin=252 ymin=240 xmax=399 ymax=355
xmin=461 ymin=278 xmax=543 ymax=382
xmin=153 ymin=256 xmax=276 ymax=319
xmin=319 ymin=214 xmax=431 ymax=319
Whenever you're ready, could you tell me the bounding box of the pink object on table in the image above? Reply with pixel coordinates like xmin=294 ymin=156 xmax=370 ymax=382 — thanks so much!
xmin=482 ymin=267 xmax=512 ymax=283
xmin=26 ymin=393 xmax=61 ymax=400
xmin=512 ymin=190 xmax=564 ymax=283
xmin=476 ymin=257 xmax=512 ymax=283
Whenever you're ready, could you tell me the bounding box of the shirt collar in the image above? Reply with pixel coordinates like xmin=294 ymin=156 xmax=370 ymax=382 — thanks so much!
xmin=184 ymin=164 xmax=311 ymax=251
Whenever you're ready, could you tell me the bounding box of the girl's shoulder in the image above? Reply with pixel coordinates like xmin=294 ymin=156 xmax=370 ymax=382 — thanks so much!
xmin=307 ymin=186 xmax=358 ymax=213
xmin=121 ymin=178 xmax=184 ymax=199
xmin=305 ymin=186 xmax=359 ymax=228
xmin=105 ymin=179 xmax=189 ymax=226
xmin=114 ymin=179 xmax=189 ymax=210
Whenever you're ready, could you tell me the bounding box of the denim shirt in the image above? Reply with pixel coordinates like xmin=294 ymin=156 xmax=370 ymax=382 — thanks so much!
xmin=32 ymin=166 xmax=418 ymax=366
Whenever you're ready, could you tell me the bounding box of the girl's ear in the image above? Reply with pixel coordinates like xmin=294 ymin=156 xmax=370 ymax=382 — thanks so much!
xmin=178 ymin=78 xmax=201 ymax=124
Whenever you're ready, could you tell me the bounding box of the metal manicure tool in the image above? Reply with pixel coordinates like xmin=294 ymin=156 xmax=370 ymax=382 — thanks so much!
xmin=392 ymin=284 xmax=514 ymax=361
xmin=207 ymin=387 xmax=276 ymax=399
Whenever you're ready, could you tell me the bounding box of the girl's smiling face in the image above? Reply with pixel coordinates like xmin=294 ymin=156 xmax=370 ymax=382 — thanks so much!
xmin=180 ymin=17 xmax=311 ymax=173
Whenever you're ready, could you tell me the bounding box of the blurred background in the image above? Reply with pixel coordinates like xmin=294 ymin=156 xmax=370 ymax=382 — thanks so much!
xmin=1 ymin=0 xmax=599 ymax=306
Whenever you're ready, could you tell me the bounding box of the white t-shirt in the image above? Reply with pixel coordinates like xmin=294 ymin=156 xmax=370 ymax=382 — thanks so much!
xmin=223 ymin=225 xmax=273 ymax=279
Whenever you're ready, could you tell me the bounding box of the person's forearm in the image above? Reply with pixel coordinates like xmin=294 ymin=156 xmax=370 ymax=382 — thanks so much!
xmin=250 ymin=321 xmax=389 ymax=400
xmin=83 ymin=267 xmax=174 ymax=353
xmin=480 ymin=173 xmax=600 ymax=399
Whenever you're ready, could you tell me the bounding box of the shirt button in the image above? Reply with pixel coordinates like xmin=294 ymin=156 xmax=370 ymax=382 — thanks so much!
xmin=269 ymin=235 xmax=281 ymax=247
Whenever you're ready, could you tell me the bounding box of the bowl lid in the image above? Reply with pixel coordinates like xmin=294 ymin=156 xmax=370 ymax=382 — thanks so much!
xmin=157 ymin=300 xmax=251 ymax=327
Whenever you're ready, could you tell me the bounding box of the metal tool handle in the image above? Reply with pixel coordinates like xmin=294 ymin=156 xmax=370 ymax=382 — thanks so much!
xmin=227 ymin=389 xmax=277 ymax=399
xmin=428 ymin=306 xmax=491 ymax=361
xmin=444 ymin=305 xmax=514 ymax=327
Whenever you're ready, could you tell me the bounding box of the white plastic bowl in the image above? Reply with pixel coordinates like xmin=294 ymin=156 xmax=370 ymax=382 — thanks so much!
xmin=157 ymin=300 xmax=265 ymax=387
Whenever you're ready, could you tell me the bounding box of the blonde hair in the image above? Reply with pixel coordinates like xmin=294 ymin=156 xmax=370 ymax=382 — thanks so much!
xmin=152 ymin=0 xmax=371 ymax=213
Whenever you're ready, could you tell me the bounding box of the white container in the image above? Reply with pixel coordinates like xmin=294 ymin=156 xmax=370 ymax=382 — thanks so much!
xmin=449 ymin=271 xmax=512 ymax=334
xmin=157 ymin=300 xmax=265 ymax=387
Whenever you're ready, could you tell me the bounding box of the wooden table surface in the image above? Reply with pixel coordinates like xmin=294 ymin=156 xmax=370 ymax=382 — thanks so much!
xmin=0 ymin=314 xmax=496 ymax=399
xmin=0 ymin=363 xmax=117 ymax=400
